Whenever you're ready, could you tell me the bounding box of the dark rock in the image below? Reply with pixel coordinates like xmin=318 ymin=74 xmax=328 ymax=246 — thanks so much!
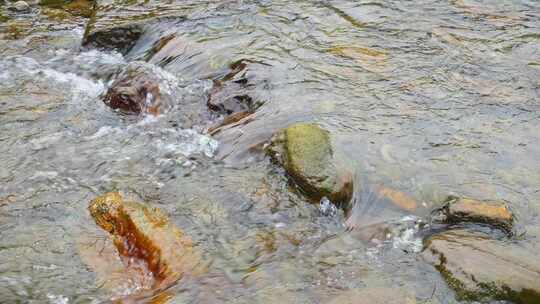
xmin=102 ymin=62 xmax=174 ymax=115
xmin=375 ymin=185 xmax=418 ymax=212
xmin=207 ymin=59 xmax=268 ymax=115
xmin=84 ymin=21 xmax=144 ymax=54
xmin=268 ymin=122 xmax=353 ymax=204
xmin=423 ymin=229 xmax=540 ymax=303
xmin=438 ymin=196 xmax=513 ymax=233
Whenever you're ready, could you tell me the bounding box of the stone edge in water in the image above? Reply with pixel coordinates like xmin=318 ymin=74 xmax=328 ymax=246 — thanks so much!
xmin=422 ymin=230 xmax=540 ymax=303
xmin=268 ymin=122 xmax=352 ymax=205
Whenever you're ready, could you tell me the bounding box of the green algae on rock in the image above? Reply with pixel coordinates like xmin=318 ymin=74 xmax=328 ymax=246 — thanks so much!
xmin=423 ymin=229 xmax=540 ymax=303
xmin=269 ymin=123 xmax=353 ymax=204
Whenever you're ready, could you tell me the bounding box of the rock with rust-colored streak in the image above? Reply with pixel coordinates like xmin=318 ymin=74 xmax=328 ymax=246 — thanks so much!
xmin=439 ymin=196 xmax=513 ymax=233
xmin=88 ymin=192 xmax=205 ymax=290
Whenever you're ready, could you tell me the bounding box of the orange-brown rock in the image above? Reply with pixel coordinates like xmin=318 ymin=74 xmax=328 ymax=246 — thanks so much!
xmin=88 ymin=192 xmax=205 ymax=294
xmin=441 ymin=196 xmax=513 ymax=232
xmin=375 ymin=185 xmax=417 ymax=212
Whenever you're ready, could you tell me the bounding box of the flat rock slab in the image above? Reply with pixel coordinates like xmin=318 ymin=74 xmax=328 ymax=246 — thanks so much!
xmin=269 ymin=123 xmax=352 ymax=204
xmin=82 ymin=0 xmax=250 ymax=53
xmin=88 ymin=192 xmax=205 ymax=292
xmin=326 ymin=287 xmax=416 ymax=304
xmin=441 ymin=197 xmax=513 ymax=232
xmin=423 ymin=229 xmax=540 ymax=303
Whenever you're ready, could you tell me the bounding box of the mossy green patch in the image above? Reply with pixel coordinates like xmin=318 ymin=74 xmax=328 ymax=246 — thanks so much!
xmin=269 ymin=122 xmax=352 ymax=204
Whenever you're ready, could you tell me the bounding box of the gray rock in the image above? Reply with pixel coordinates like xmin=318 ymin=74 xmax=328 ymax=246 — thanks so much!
xmin=268 ymin=123 xmax=353 ymax=204
xmin=11 ymin=1 xmax=30 ymax=12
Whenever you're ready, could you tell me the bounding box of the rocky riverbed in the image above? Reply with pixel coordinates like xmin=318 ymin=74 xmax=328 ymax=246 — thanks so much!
xmin=1 ymin=0 xmax=540 ymax=303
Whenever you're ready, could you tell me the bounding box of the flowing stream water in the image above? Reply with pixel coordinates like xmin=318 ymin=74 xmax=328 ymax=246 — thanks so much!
xmin=1 ymin=0 xmax=539 ymax=303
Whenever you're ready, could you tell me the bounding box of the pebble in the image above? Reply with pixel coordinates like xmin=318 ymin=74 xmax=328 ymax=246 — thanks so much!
xmin=11 ymin=1 xmax=30 ymax=12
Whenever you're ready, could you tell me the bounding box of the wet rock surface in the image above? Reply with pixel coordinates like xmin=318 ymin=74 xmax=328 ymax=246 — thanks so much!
xmin=326 ymin=287 xmax=416 ymax=304
xmin=88 ymin=192 xmax=205 ymax=295
xmin=81 ymin=0 xmax=171 ymax=52
xmin=269 ymin=123 xmax=353 ymax=204
xmin=2 ymin=0 xmax=540 ymax=302
xmin=207 ymin=59 xmax=268 ymax=115
xmin=10 ymin=1 xmax=30 ymax=12
xmin=423 ymin=229 xmax=540 ymax=303
xmin=102 ymin=62 xmax=177 ymax=115
xmin=438 ymin=197 xmax=513 ymax=233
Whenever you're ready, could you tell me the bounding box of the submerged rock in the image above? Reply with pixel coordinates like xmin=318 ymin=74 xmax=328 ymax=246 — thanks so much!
xmin=375 ymin=185 xmax=418 ymax=212
xmin=88 ymin=192 xmax=205 ymax=291
xmin=82 ymin=0 xmax=169 ymax=53
xmin=84 ymin=21 xmax=144 ymax=54
xmin=423 ymin=229 xmax=540 ymax=303
xmin=438 ymin=196 xmax=513 ymax=232
xmin=269 ymin=123 xmax=353 ymax=204
xmin=102 ymin=62 xmax=175 ymax=115
xmin=11 ymin=1 xmax=31 ymax=12
xmin=40 ymin=0 xmax=95 ymax=18
xmin=326 ymin=287 xmax=416 ymax=304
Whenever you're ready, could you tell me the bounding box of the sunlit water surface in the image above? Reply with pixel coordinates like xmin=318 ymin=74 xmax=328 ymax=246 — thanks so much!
xmin=1 ymin=0 xmax=539 ymax=303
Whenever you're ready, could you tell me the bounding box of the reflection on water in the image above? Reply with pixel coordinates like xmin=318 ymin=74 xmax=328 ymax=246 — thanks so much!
xmin=1 ymin=0 xmax=539 ymax=303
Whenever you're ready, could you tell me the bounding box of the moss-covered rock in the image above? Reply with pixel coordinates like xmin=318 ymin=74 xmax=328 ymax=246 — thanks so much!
xmin=269 ymin=123 xmax=352 ymax=204
xmin=423 ymin=229 xmax=540 ymax=303
xmin=207 ymin=59 xmax=267 ymax=116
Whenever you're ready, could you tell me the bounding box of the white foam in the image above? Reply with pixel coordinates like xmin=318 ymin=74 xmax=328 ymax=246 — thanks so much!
xmin=0 ymin=55 xmax=105 ymax=99
xmin=390 ymin=216 xmax=424 ymax=253
xmin=47 ymin=293 xmax=69 ymax=304
xmin=154 ymin=129 xmax=218 ymax=158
